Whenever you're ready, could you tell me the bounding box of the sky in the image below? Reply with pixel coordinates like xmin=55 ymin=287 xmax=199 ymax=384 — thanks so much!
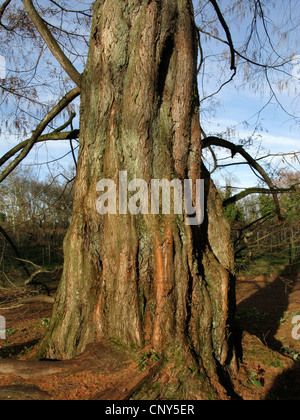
xmin=0 ymin=0 xmax=299 ymax=190
xmin=197 ymin=0 xmax=300 ymax=189
xmin=204 ymin=80 xmax=300 ymax=189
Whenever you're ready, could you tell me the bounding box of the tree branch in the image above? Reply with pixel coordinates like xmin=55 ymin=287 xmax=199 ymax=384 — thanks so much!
xmin=202 ymin=136 xmax=283 ymax=220
xmin=0 ymin=130 xmax=79 ymax=168
xmin=22 ymin=0 xmax=82 ymax=87
xmin=197 ymin=27 xmax=291 ymax=73
xmin=0 ymin=87 xmax=80 ymax=183
xmin=49 ymin=0 xmax=92 ymax=18
xmin=223 ymin=186 xmax=296 ymax=208
xmin=53 ymin=111 xmax=76 ymax=133
xmin=208 ymin=0 xmax=236 ymax=72
xmin=0 ymin=0 xmax=11 ymax=21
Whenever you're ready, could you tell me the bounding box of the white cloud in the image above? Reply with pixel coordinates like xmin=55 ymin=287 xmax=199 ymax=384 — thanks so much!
xmin=259 ymin=133 xmax=299 ymax=150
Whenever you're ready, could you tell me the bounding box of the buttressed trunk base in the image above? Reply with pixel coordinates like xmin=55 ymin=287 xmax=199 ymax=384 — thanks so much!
xmin=40 ymin=0 xmax=237 ymax=398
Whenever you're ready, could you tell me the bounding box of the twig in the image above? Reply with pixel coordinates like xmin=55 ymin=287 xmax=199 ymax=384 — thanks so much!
xmin=208 ymin=0 xmax=236 ymax=72
xmin=22 ymin=0 xmax=82 ymax=87
xmin=15 ymin=258 xmax=43 ymax=271
xmin=0 ymin=303 xmax=23 ymax=310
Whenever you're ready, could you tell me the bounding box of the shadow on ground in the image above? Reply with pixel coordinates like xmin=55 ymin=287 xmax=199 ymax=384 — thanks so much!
xmin=236 ymin=265 xmax=300 ymax=400
xmin=237 ymin=266 xmax=298 ymax=351
xmin=266 ymin=364 xmax=300 ymax=400
xmin=0 ymin=339 xmax=40 ymax=359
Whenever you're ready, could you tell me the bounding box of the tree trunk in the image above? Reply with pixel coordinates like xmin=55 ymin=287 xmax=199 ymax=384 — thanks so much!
xmin=41 ymin=0 xmax=237 ymax=397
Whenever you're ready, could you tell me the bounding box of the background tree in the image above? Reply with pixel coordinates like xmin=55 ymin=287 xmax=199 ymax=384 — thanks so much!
xmin=222 ymin=170 xmax=300 ymax=274
xmin=0 ymin=165 xmax=74 ymax=282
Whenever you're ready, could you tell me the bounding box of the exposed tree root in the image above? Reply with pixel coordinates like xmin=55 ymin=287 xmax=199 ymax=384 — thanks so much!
xmin=0 ymin=296 xmax=54 ymax=310
xmin=0 ymin=341 xmax=236 ymax=400
xmin=19 ymin=296 xmax=55 ymax=305
xmin=0 ymin=342 xmax=122 ymax=378
xmin=0 ymin=341 xmax=165 ymax=400
xmin=0 ymin=384 xmax=51 ymax=400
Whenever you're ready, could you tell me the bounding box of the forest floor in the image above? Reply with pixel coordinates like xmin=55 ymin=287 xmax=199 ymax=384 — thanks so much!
xmin=0 ymin=270 xmax=299 ymax=400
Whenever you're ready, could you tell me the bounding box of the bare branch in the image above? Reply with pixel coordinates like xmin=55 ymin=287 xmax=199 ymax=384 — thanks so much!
xmin=22 ymin=0 xmax=82 ymax=87
xmin=207 ymin=146 xmax=218 ymax=174
xmin=223 ymin=186 xmax=296 ymax=208
xmin=49 ymin=0 xmax=92 ymax=18
xmin=208 ymin=0 xmax=236 ymax=72
xmin=53 ymin=111 xmax=76 ymax=133
xmin=0 ymin=87 xmax=80 ymax=183
xmin=202 ymin=136 xmax=284 ymax=220
xmin=0 ymin=130 xmax=79 ymax=168
xmin=0 ymin=0 xmax=11 ymax=21
xmin=69 ymin=139 xmax=77 ymax=169
xmin=197 ymin=27 xmax=292 ymax=73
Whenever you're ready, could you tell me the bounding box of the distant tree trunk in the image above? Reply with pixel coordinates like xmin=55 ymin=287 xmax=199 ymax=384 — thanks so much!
xmin=41 ymin=0 xmax=237 ymax=397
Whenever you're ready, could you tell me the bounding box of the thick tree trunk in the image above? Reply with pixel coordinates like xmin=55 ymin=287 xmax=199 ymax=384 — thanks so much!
xmin=41 ymin=0 xmax=237 ymax=397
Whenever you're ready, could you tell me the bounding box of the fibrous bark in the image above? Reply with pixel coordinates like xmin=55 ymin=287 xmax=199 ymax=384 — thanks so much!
xmin=41 ymin=0 xmax=237 ymax=397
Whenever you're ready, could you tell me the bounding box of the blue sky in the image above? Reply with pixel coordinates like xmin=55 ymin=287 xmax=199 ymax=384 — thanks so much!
xmin=197 ymin=0 xmax=300 ymax=189
xmin=203 ymin=83 xmax=300 ymax=189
